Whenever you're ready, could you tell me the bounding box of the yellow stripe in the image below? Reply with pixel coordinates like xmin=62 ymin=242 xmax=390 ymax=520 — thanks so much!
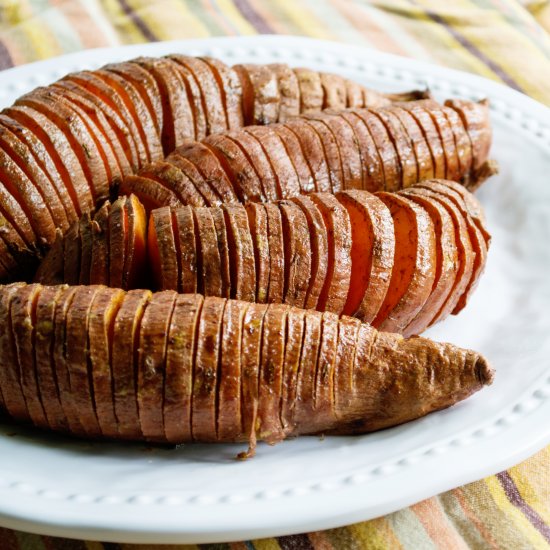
xmin=101 ymin=0 xmax=148 ymax=44
xmin=19 ymin=18 xmax=61 ymax=60
xmin=485 ymin=475 xmax=548 ymax=548
xmin=276 ymin=0 xmax=336 ymax=40
xmin=348 ymin=517 xmax=401 ymax=549
xmin=251 ymin=538 xmax=281 ymax=550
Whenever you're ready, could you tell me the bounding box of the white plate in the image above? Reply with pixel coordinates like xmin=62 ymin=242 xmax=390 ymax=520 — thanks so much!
xmin=0 ymin=35 xmax=549 ymax=544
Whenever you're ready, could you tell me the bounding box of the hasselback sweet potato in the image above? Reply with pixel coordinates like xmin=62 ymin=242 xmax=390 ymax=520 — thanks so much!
xmin=37 ymin=180 xmax=489 ymax=336
xmin=120 ymin=99 xmax=496 ymax=211
xmin=0 ymin=56 xmax=429 ymax=276
xmin=0 ymin=283 xmax=494 ymax=453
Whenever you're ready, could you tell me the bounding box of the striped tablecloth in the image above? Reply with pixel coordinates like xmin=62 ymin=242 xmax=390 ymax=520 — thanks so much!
xmin=0 ymin=1 xmax=549 ymax=548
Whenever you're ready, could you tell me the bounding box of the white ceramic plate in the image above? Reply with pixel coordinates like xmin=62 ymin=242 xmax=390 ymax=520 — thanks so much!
xmin=0 ymin=36 xmax=549 ymax=544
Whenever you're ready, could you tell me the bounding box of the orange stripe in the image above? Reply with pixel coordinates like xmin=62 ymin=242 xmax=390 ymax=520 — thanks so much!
xmin=412 ymin=497 xmax=468 ymax=549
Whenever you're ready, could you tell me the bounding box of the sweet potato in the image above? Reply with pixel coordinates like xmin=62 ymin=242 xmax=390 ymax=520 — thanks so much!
xmin=267 ymin=63 xmax=300 ymax=121
xmin=173 ymin=206 xmax=198 ymax=294
xmin=89 ymin=202 xmax=110 ymax=285
xmin=263 ymin=202 xmax=285 ymax=305
xmin=137 ymin=290 xmax=177 ymax=442
xmin=374 ymin=192 xmax=437 ymax=333
xmin=149 ymin=206 xmax=178 ymax=292
xmin=338 ymin=190 xmax=394 ymax=323
xmin=245 ymin=202 xmax=270 ymax=304
xmin=193 ymin=207 xmax=223 ymax=297
xmin=294 ymin=68 xmax=324 ymax=114
xmin=0 ymin=284 xmax=494 ymax=450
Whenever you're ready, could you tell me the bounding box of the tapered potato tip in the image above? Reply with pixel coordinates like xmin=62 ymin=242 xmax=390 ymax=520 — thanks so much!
xmin=476 ymin=355 xmax=495 ymax=386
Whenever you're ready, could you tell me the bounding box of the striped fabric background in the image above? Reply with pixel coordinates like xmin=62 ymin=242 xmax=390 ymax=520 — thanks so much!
xmin=0 ymin=1 xmax=549 ymax=548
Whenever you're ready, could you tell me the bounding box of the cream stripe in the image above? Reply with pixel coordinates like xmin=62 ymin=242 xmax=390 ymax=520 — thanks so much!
xmin=82 ymin=0 xmax=121 ymax=46
xmin=213 ymin=0 xmax=257 ymax=35
xmin=387 ymin=506 xmax=436 ymax=549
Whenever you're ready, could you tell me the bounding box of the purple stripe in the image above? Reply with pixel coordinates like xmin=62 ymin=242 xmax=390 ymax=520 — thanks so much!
xmin=277 ymin=534 xmax=315 ymax=550
xmin=422 ymin=8 xmax=524 ymax=93
xmin=233 ymin=0 xmax=275 ymax=34
xmin=0 ymin=39 xmax=13 ymax=70
xmin=497 ymin=471 xmax=550 ymax=542
xmin=117 ymin=0 xmax=159 ymax=42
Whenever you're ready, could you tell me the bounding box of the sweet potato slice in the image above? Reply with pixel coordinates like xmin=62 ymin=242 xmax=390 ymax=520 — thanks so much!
xmin=320 ymin=72 xmax=347 ymax=110
xmin=65 ymin=285 xmax=102 ymax=437
xmin=293 ymin=309 xmax=323 ymax=428
xmin=227 ymin=130 xmax=278 ymax=202
xmin=374 ymin=192 xmax=437 ymax=333
xmin=124 ymin=194 xmax=148 ymax=289
xmin=313 ymin=311 xmax=340 ymax=429
xmin=404 ymin=186 xmax=472 ymax=325
xmin=210 ymin=207 xmax=231 ymax=299
xmin=0 ymin=115 xmax=79 ymax=224
xmin=88 ymin=287 xmax=125 ymax=438
xmin=90 ymin=202 xmax=110 ymax=285
xmin=104 ymin=61 xmax=164 ymax=148
xmin=234 ymin=64 xmax=280 ymax=125
xmin=309 ymin=193 xmax=352 ymax=315
xmin=191 ymin=296 xmax=226 ymax=442
xmin=0 ymin=123 xmax=69 ymax=232
xmin=34 ymin=284 xmax=68 ymax=432
xmin=108 ymin=197 xmax=127 ymax=289
xmin=299 ymin=117 xmax=342 ymax=194
xmin=284 ymin=119 xmax=331 ymax=193
xmin=416 ymin=181 xmax=487 ymax=313
xmin=217 ymin=298 xmax=248 ymax=441
xmin=223 ymin=204 xmax=256 ymax=303
xmin=280 ymin=307 xmax=306 ymax=433
xmin=345 ymin=79 xmax=365 ymax=108
xmin=263 ymin=202 xmax=285 ymax=305
xmin=173 ymin=206 xmax=197 ymax=294
xmin=172 ymin=140 xmax=238 ymax=204
xmin=169 ymin=55 xmax=228 ymax=135
xmin=245 ymin=203 xmax=270 ymax=304
xmin=178 ymin=135 xmax=252 ymax=204
xmin=279 ymin=200 xmax=312 ymax=308
xmin=232 ymin=64 xmax=254 ymax=126
xmin=272 ymin=124 xmax=316 ymax=195
xmin=137 ymin=290 xmax=177 ymax=442
xmin=138 ymin=159 xmax=207 ymax=207
xmin=133 ymin=57 xmax=196 ymax=152
xmin=442 ymin=106 xmax=473 ymax=180
xmin=78 ymin=212 xmax=93 ymax=286
xmin=244 ymin=126 xmax=301 ymax=200
xmin=5 ymin=105 xmax=93 ymax=216
xmin=399 ymin=188 xmax=458 ymax=336
xmin=322 ymin=112 xmax=363 ymax=191
xmin=15 ymin=89 xmax=111 ymax=202
xmin=202 ymin=57 xmax=243 ymax=130
xmin=34 ymin=231 xmax=65 ymax=285
xmin=0 ymin=149 xmax=46 ymax=248
xmin=164 ymin=293 xmax=203 ymax=444
xmin=0 ymin=283 xmax=29 ymax=422
xmin=291 ymin=195 xmax=329 ymax=311
xmin=391 ymin=106 xmax=434 ymax=183
xmin=194 ymin=207 xmax=224 ymax=297
xmin=398 ymin=103 xmax=445 ymax=180
xmin=354 ymin=109 xmax=400 ymax=192
xmin=64 ymin=70 xmax=145 ymax=169
xmin=368 ymin=109 xmax=409 ymax=190
xmin=258 ymin=303 xmax=288 ymax=444
xmin=119 ymin=174 xmax=181 ymax=212
xmin=294 ymin=67 xmax=323 ymax=113
xmin=51 ymin=285 xmax=84 ymax=436
xmin=339 ymin=111 xmax=384 ymax=192
xmin=332 ymin=316 xmax=362 ymax=423
xmin=445 ymin=99 xmax=492 ymax=175
xmin=268 ymin=63 xmax=300 ymax=121
xmin=11 ymin=285 xmax=48 ymax=427
xmin=426 ymin=105 xmax=461 ymax=182
xmin=63 ymin=218 xmax=82 ymax=286
xmin=93 ymin=68 xmax=161 ymax=164
xmin=148 ymin=206 xmax=178 ymax=291
xmin=338 ymin=190 xmax=394 ymax=323
xmin=52 ymin=78 xmax=133 ymax=176
xmin=112 ymin=289 xmax=152 ymax=440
